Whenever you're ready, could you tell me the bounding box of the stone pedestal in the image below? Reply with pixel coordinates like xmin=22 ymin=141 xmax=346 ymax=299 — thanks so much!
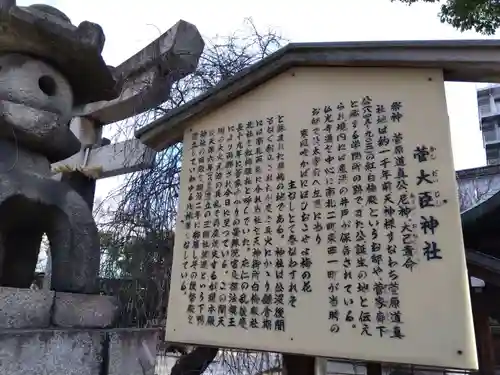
xmin=0 ymin=287 xmax=159 ymax=375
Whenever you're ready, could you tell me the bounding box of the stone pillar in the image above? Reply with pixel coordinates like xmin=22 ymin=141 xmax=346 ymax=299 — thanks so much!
xmin=45 ymin=117 xmax=104 ymax=290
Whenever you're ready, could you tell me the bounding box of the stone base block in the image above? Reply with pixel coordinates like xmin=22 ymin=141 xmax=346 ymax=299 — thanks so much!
xmin=53 ymin=292 xmax=119 ymax=328
xmin=0 ymin=329 xmax=103 ymax=375
xmin=0 ymin=328 xmax=158 ymax=375
xmin=0 ymin=287 xmax=54 ymax=328
xmin=108 ymin=329 xmax=159 ymax=375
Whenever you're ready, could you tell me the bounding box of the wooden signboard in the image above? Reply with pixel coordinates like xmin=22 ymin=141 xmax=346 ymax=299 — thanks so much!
xmin=166 ymin=67 xmax=477 ymax=370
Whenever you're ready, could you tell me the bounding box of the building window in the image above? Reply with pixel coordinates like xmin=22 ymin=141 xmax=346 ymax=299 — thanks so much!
xmin=479 ymin=96 xmax=491 ymax=115
xmin=482 ymin=120 xmax=495 ymax=131
xmin=484 ymin=127 xmax=498 ymax=142
xmin=483 ymin=121 xmax=499 ymax=142
xmin=486 ymin=148 xmax=500 ymax=161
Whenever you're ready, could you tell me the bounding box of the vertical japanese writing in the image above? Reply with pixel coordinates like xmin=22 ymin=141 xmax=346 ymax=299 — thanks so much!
xmin=414 ymin=145 xmax=442 ymax=262
xmin=303 ymin=97 xmax=419 ymax=340
xmin=338 ymin=101 xmax=354 ymax=332
xmin=323 ymin=104 xmax=341 ymax=334
xmin=250 ymin=118 xmax=263 ymax=329
xmin=179 ymin=95 xmax=452 ymax=342
xmin=360 ymin=96 xmax=374 ymax=337
xmin=275 ymin=115 xmax=286 ymax=331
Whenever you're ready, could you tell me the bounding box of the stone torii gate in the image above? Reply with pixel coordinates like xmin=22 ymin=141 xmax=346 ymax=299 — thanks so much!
xmin=52 ymin=19 xmax=204 ymax=207
xmin=45 ymin=18 xmax=204 ymax=289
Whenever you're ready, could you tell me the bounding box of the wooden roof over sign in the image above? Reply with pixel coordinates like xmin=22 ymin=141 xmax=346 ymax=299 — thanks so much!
xmin=135 ymin=37 xmax=500 ymax=289
xmin=135 ymin=39 xmax=500 ymax=151
xmin=461 ymin=189 xmax=500 ymax=287
xmin=462 ymin=189 xmax=500 ymax=254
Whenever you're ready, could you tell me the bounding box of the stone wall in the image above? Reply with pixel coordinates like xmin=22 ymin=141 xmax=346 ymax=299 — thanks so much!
xmin=0 ymin=328 xmax=158 ymax=375
xmin=0 ymin=287 xmax=159 ymax=375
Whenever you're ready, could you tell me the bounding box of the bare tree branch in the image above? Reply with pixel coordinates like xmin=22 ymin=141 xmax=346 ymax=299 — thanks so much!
xmin=171 ymin=347 xmax=219 ymax=375
xmin=98 ymin=18 xmax=287 ymax=375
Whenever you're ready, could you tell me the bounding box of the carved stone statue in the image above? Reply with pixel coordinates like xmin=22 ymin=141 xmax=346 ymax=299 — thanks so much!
xmin=0 ymin=2 xmax=204 ymax=372
xmin=0 ymin=2 xmax=118 ymax=293
xmin=0 ymin=0 xmax=204 ymax=296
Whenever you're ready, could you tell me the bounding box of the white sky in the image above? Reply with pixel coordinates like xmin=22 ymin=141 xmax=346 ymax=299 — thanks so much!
xmin=19 ymin=0 xmax=497 ymax=201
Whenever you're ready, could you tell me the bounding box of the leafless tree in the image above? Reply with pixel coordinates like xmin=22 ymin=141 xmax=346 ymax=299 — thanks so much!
xmin=97 ymin=18 xmax=287 ymax=375
xmin=155 ymin=350 xmax=282 ymax=375
xmin=206 ymin=351 xmax=282 ymax=375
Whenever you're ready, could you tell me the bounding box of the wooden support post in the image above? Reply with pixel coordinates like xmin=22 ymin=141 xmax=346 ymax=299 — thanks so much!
xmin=366 ymin=362 xmax=382 ymax=375
xmin=57 ymin=117 xmax=102 ymax=210
xmin=283 ymin=355 xmax=315 ymax=375
xmin=472 ymin=290 xmax=495 ymax=375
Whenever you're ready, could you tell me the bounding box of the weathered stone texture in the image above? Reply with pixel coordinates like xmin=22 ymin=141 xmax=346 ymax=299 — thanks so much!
xmin=53 ymin=293 xmax=119 ymax=328
xmin=0 ymin=287 xmax=54 ymax=328
xmin=0 ymin=328 xmax=160 ymax=375
xmin=0 ymin=55 xmax=81 ymax=162
xmin=0 ymin=4 xmax=117 ymax=105
xmin=108 ymin=329 xmax=159 ymax=375
xmin=0 ymin=329 xmax=103 ymax=375
xmin=75 ymin=19 xmax=204 ymax=126
xmin=0 ymin=2 xmax=109 ymax=294
xmin=0 ymin=176 xmax=101 ymax=293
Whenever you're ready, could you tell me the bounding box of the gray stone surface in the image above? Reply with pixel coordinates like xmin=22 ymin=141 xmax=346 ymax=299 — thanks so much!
xmin=0 ymin=143 xmax=101 ymax=293
xmin=53 ymin=293 xmax=119 ymax=328
xmin=108 ymin=329 xmax=159 ymax=375
xmin=75 ymin=19 xmax=204 ymax=125
xmin=0 ymin=2 xmax=117 ymax=105
xmin=0 ymin=3 xmax=112 ymax=293
xmin=0 ymin=329 xmax=103 ymax=375
xmin=0 ymin=287 xmax=54 ymax=328
xmin=52 ymin=138 xmax=156 ymax=179
xmin=0 ymin=3 xmax=204 ymax=295
xmin=0 ymin=56 xmax=101 ymax=293
xmin=0 ymin=54 xmax=81 ymax=162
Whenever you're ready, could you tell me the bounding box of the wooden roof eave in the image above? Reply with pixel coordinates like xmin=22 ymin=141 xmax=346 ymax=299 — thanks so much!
xmin=135 ymin=39 xmax=500 ymax=151
xmin=462 ymin=190 xmax=500 ymax=230
xmin=466 ymin=250 xmax=500 ymax=287
xmin=461 ymin=190 xmax=500 ymax=286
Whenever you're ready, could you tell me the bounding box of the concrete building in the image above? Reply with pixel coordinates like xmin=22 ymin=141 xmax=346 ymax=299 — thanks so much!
xmin=477 ymin=84 xmax=500 ymax=165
